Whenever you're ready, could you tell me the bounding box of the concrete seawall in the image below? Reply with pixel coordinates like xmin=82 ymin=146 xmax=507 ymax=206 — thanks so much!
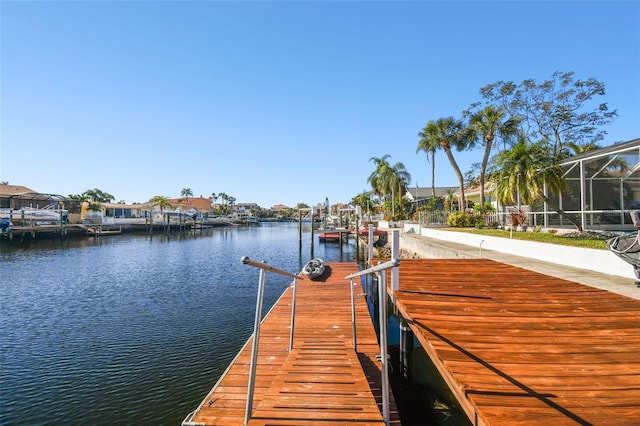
xmin=373 ymin=222 xmax=639 ymax=300
xmin=398 ymin=223 xmax=636 ymax=280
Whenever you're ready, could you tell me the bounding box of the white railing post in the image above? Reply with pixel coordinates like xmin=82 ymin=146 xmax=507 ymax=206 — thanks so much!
xmin=240 ymin=256 xmax=301 ymax=426
xmin=244 ymin=267 xmax=266 ymax=426
xmin=378 ymin=266 xmax=390 ymax=426
xmin=289 ymin=277 xmax=298 ymax=353
xmin=391 ymin=229 xmax=400 ymax=297
xmin=344 ymin=258 xmax=398 ymax=426
xmin=350 ymin=278 xmax=357 ymax=352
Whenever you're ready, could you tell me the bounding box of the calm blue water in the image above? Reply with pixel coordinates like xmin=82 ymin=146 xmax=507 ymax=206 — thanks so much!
xmin=0 ymin=223 xmax=356 ymax=425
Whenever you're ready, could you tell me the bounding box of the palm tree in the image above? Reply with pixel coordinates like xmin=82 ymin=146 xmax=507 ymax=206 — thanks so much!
xmin=181 ymin=188 xmax=193 ymax=209
xmin=368 ymin=155 xmax=393 ymax=203
xmin=443 ymin=188 xmax=456 ymax=212
xmin=388 ymin=161 xmax=411 ymax=218
xmin=468 ymin=106 xmax=519 ymax=213
xmin=565 ymin=141 xmax=602 ymax=157
xmin=416 ymin=132 xmax=438 ymax=206
xmin=151 ymin=195 xmax=172 ymax=211
xmin=367 ymin=155 xmax=411 ymax=218
xmin=418 ymin=117 xmax=473 ymax=211
xmin=493 ymin=139 xmax=582 ymax=230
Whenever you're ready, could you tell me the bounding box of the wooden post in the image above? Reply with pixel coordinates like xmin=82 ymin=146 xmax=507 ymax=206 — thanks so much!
xmin=355 ymin=216 xmax=359 ymax=262
xmin=298 ymin=210 xmax=302 ymax=252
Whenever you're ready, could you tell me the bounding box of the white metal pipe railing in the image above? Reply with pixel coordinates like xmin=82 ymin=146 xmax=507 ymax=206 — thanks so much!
xmin=240 ymin=256 xmax=302 ymax=426
xmin=345 ymin=258 xmax=399 ymax=426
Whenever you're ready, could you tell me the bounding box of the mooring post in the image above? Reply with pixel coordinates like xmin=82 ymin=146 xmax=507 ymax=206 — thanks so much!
xmin=399 ymin=319 xmax=413 ymax=383
xmin=298 ymin=210 xmax=302 ymax=252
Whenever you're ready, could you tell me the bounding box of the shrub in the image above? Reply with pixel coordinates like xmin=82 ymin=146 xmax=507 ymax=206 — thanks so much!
xmin=447 ymin=211 xmax=469 ymax=227
xmin=471 ymin=214 xmax=486 ymax=229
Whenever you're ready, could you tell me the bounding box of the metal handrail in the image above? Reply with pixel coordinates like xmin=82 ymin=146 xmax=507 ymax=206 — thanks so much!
xmin=240 ymin=256 xmax=302 ymax=426
xmin=344 ymin=257 xmax=399 ymax=426
xmin=241 ymin=256 xmax=302 ymax=279
xmin=344 ymin=258 xmax=399 ymax=279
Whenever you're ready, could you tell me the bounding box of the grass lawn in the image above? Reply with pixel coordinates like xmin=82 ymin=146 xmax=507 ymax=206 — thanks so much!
xmin=445 ymin=227 xmax=615 ymax=250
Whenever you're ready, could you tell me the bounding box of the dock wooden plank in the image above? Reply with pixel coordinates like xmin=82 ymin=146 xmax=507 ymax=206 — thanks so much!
xmin=390 ymin=258 xmax=640 ymax=426
xmin=186 ymin=262 xmax=399 ymax=425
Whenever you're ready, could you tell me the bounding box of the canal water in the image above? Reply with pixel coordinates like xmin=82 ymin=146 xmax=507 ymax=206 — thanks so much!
xmin=1 ymin=222 xmax=470 ymax=425
xmin=0 ymin=223 xmax=357 ymax=425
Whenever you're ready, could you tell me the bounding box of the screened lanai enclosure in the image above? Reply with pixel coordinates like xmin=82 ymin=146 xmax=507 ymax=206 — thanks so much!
xmin=510 ymin=138 xmax=640 ymax=231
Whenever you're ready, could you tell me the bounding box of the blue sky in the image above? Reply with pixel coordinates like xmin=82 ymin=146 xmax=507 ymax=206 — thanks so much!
xmin=2 ymin=1 xmax=639 ymax=208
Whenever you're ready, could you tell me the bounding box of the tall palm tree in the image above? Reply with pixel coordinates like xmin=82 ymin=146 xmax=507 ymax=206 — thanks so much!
xmin=469 ymin=106 xmax=519 ymax=213
xmin=416 ymin=132 xmax=437 ymax=205
xmin=388 ymin=161 xmax=411 ymax=217
xmin=211 ymin=193 xmax=217 ymax=211
xmin=367 ymin=155 xmax=411 ymax=218
xmin=181 ymin=188 xmax=193 ymax=209
xmin=418 ymin=117 xmax=473 ymax=211
xmin=368 ymin=155 xmax=393 ymax=203
xmin=493 ymin=139 xmax=582 ymax=230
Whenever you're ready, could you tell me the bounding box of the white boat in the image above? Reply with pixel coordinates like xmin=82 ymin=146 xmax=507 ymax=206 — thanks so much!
xmin=302 ymin=258 xmax=325 ymax=280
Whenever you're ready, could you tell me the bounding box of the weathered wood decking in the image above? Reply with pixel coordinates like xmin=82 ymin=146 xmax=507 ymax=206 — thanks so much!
xmin=185 ymin=262 xmax=399 ymax=425
xmin=390 ymin=258 xmax=640 ymax=426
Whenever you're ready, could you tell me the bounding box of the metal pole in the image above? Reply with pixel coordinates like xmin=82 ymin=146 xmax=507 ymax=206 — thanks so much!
xmin=244 ymin=268 xmax=267 ymax=426
xmin=378 ymin=268 xmax=390 ymax=425
xmin=289 ymin=277 xmax=298 ymax=353
xmin=310 ymin=211 xmax=314 ymax=259
xmin=350 ymin=278 xmax=357 ymax=352
xmin=391 ymin=229 xmax=399 ymax=297
xmin=368 ymin=224 xmax=374 ymax=267
xmin=298 ymin=209 xmax=302 ymax=252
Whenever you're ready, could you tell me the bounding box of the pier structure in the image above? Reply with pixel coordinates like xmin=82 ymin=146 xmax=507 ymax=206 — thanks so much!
xmin=183 ymin=261 xmax=400 ymax=425
xmin=185 ymin=228 xmax=639 ymax=425
xmin=387 ymin=258 xmax=640 ymax=425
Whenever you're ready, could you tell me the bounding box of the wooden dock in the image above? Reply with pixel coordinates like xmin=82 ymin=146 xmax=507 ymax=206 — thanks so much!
xmin=389 ymin=258 xmax=640 ymax=426
xmin=184 ymin=262 xmax=399 ymax=425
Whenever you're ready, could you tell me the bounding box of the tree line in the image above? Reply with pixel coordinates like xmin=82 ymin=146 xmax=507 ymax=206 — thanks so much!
xmin=359 ymin=70 xmax=618 ymax=227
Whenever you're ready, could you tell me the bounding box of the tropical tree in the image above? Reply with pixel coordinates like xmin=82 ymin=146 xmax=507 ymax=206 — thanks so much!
xmin=351 ymin=191 xmax=378 ymax=217
xmin=416 ymin=133 xmax=437 ymax=206
xmin=69 ymin=188 xmax=115 ymax=203
xmin=565 ymin=141 xmax=602 ymax=157
xmin=492 ymin=138 xmax=582 ymax=230
xmin=443 ymin=188 xmax=456 ymax=213
xmin=417 ymin=117 xmax=474 ymax=211
xmin=479 ymin=70 xmax=617 ymax=158
xmin=367 ymin=155 xmax=411 ymax=218
xmin=151 ymin=195 xmax=172 ymax=212
xmin=388 ymin=161 xmax=411 ymax=218
xmin=467 ymin=105 xmax=520 ymax=213
xmin=181 ymin=188 xmax=193 ymax=208
xmin=367 ymin=155 xmax=393 ymax=203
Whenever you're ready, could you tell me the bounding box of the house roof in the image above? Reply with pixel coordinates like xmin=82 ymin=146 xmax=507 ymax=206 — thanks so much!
xmin=559 ymin=138 xmax=640 ymax=165
xmin=271 ymin=204 xmax=290 ymax=210
xmin=0 ymin=184 xmax=36 ymax=197
xmin=406 ymin=186 xmax=457 ymax=200
xmin=168 ymin=196 xmax=212 ymax=211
